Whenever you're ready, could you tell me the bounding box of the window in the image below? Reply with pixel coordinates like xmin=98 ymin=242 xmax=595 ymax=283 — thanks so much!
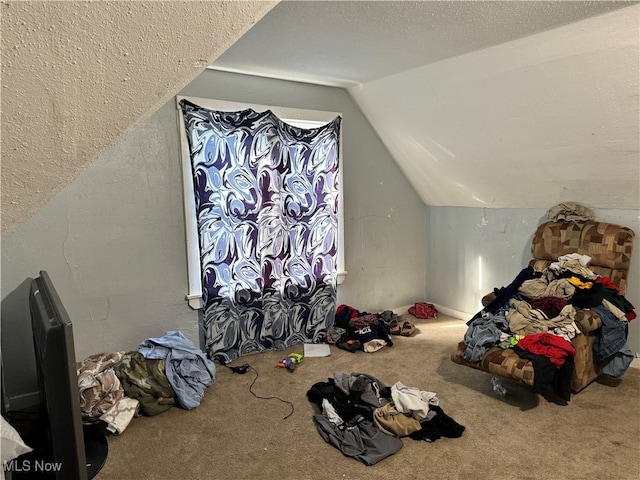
xmin=176 ymin=95 xmax=346 ymax=309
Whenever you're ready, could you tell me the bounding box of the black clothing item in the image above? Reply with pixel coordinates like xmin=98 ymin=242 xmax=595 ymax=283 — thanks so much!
xmin=469 ymin=267 xmax=540 ymax=323
xmin=335 ymin=305 xmax=362 ymax=329
xmin=336 ymin=339 xmax=364 ymax=353
xmin=334 ymin=308 xmax=392 ymax=353
xmin=307 ymin=379 xmax=375 ymax=423
xmin=349 ymin=321 xmax=394 ymax=348
xmin=408 ymin=405 xmax=465 ymax=442
xmin=513 ymin=346 xmax=573 ymax=405
xmin=568 ymin=282 xmax=604 ymax=308
xmin=600 ymin=288 xmax=635 ymax=319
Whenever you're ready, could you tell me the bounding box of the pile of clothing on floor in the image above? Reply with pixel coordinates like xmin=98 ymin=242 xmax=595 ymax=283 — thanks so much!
xmin=76 ymin=330 xmax=216 ymax=434
xmin=307 ymin=372 xmax=465 ymax=465
xmin=327 ymin=305 xmax=417 ymax=353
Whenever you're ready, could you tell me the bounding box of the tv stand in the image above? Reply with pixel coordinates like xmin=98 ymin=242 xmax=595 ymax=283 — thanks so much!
xmin=6 ymin=423 xmax=108 ymax=480
xmin=83 ymin=424 xmax=108 ymax=479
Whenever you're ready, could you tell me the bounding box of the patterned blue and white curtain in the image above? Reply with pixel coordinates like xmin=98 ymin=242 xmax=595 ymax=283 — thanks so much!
xmin=180 ymin=100 xmax=341 ymax=363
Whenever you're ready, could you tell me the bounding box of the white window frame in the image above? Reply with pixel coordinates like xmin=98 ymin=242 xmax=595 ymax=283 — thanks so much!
xmin=176 ymin=95 xmax=347 ymax=309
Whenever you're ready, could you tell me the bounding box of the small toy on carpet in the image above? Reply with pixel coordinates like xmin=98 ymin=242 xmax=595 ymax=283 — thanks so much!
xmin=278 ymin=353 xmax=303 ymax=371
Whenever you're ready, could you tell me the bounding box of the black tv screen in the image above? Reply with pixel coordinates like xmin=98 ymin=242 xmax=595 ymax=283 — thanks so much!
xmin=29 ymin=271 xmax=88 ymax=479
xmin=15 ymin=271 xmax=107 ymax=480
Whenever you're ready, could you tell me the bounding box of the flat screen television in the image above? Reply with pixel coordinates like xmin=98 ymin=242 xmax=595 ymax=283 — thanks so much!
xmin=10 ymin=271 xmax=108 ymax=480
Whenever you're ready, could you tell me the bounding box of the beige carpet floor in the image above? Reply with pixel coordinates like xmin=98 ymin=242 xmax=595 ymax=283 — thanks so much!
xmin=96 ymin=314 xmax=640 ymax=480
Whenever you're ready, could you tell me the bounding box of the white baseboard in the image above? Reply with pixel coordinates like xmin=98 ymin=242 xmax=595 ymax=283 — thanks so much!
xmin=391 ymin=304 xmax=415 ymax=315
xmin=431 ymin=304 xmax=474 ymax=321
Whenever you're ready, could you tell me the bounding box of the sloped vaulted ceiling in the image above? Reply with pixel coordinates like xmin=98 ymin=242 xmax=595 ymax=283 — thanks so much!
xmin=1 ymin=0 xmax=277 ymax=238
xmin=349 ymin=4 xmax=639 ymax=209
xmin=213 ymin=0 xmax=640 ymax=210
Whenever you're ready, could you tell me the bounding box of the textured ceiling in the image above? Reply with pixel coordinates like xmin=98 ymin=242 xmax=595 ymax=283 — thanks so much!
xmin=212 ymin=1 xmax=633 ymax=87
xmin=1 ymin=0 xmax=277 ymax=238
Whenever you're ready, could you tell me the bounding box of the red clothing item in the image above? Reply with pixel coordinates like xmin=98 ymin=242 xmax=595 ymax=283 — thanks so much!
xmin=517 ymin=333 xmax=576 ymax=368
xmin=336 ymin=304 xmax=360 ymax=319
xmin=408 ymin=302 xmax=438 ymax=319
xmin=595 ymin=276 xmax=619 ymax=292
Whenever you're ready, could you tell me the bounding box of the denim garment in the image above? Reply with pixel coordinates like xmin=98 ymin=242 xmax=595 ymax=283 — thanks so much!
xmin=463 ymin=314 xmax=510 ymax=362
xmin=591 ymin=305 xmax=628 ymax=360
xmin=600 ymin=342 xmax=634 ymax=378
xmin=139 ymin=330 xmax=216 ymax=410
